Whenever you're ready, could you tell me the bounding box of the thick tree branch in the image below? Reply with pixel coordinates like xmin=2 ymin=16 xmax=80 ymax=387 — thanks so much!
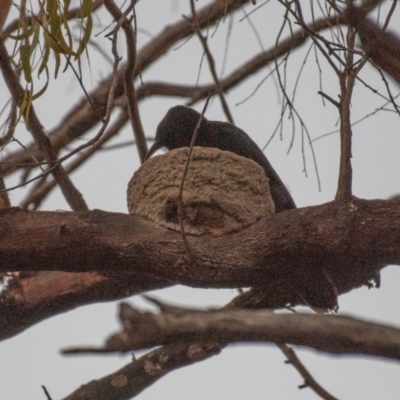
xmin=0 ymin=198 xmax=397 ymax=302
xmin=66 ymin=303 xmax=400 ymax=362
xmin=0 ymin=270 xmax=170 ymax=341
xmin=346 ymin=5 xmax=400 ymax=85
xmin=0 ymin=263 xmax=321 ymax=343
xmin=62 ymin=342 xmax=221 ymax=400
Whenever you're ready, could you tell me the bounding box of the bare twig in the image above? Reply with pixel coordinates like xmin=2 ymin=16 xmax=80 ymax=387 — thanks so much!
xmin=19 ymin=110 xmax=129 ymax=210
xmin=41 ymin=385 xmax=53 ymax=400
xmin=0 ymin=99 xmax=16 ymax=207
xmin=376 ymin=68 xmax=400 ymax=116
xmin=289 ymin=0 xmax=342 ymax=77
xmin=22 ymin=6 xmax=106 ymax=124
xmin=382 ymin=0 xmax=397 ymax=32
xmin=273 ymin=6 xmax=321 ymax=190
xmin=42 ymin=4 xmax=126 ymax=169
xmin=0 ymin=99 xmax=16 ymax=146
xmin=0 ymin=164 xmax=11 ymax=208
xmin=3 ymin=0 xmax=385 ymax=184
xmin=189 ymin=0 xmax=234 ymax=124
xmin=277 ymin=344 xmax=338 ymax=400
xmin=1 ymin=2 xmax=378 ymax=178
xmin=104 ymin=0 xmax=147 ymax=163
xmin=312 ymin=93 xmax=400 ymax=143
xmin=1 ymin=1 xmax=141 ymax=201
xmin=0 ymin=36 xmax=88 ymax=211
xmin=336 ymin=21 xmax=357 ymax=202
xmin=177 ymin=96 xmax=211 ymax=258
xmin=318 ymin=90 xmax=340 ymax=108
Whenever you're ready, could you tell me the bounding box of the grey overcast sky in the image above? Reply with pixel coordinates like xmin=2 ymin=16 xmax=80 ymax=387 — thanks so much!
xmin=2 ymin=1 xmax=400 ymax=399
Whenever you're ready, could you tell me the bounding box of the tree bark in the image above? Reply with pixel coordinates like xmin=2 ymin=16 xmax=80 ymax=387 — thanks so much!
xmin=0 ymin=198 xmax=398 ymax=305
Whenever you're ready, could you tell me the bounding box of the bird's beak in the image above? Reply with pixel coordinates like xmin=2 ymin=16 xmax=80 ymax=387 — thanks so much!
xmin=145 ymin=141 xmax=163 ymax=161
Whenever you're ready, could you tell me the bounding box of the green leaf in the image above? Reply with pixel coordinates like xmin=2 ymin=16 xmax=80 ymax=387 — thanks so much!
xmin=77 ymin=0 xmax=93 ymax=18
xmin=75 ymin=14 xmax=92 ymax=58
xmin=38 ymin=39 xmax=50 ymax=76
xmin=8 ymin=21 xmax=35 ymax=40
xmin=32 ymin=67 xmax=49 ymax=100
xmin=20 ymin=44 xmax=32 ymax=83
xmin=54 ymin=50 xmax=61 ymax=79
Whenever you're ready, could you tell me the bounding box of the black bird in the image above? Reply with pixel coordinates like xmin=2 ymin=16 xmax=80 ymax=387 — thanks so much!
xmin=146 ymin=105 xmax=295 ymax=212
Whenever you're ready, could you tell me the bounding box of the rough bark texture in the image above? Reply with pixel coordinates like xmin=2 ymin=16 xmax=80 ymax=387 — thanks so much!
xmin=0 ymin=270 xmax=171 ymax=340
xmin=1 ymin=198 xmax=399 ymax=311
xmin=62 ymin=342 xmax=220 ymax=400
xmin=128 ymin=147 xmax=275 ymax=236
xmin=71 ymin=303 xmax=400 ymax=362
xmin=346 ymin=5 xmax=400 ymax=84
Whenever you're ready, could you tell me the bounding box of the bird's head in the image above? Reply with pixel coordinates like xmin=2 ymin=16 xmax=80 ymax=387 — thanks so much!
xmin=145 ymin=105 xmax=206 ymax=160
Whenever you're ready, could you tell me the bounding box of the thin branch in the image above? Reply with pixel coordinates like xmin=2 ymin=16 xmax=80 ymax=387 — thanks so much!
xmin=289 ymin=0 xmax=342 ymax=77
xmin=41 ymin=385 xmax=53 ymax=400
xmin=0 ymin=164 xmax=11 ymax=208
xmin=277 ymin=344 xmax=338 ymax=400
xmin=0 ymin=98 xmax=16 ymax=146
xmin=0 ymin=36 xmax=88 ymax=211
xmin=336 ymin=21 xmax=358 ymax=202
xmin=19 ymin=110 xmax=129 ymax=210
xmin=273 ymin=7 xmax=321 ymax=190
xmin=2 ymin=1 xmax=381 ymax=178
xmin=376 ymin=68 xmax=400 ymax=116
xmin=382 ymin=0 xmax=397 ymax=32
xmin=2 ymin=0 xmax=104 ymax=39
xmin=0 ymin=0 xmax=250 ymax=178
xmin=104 ymin=0 xmax=147 ymax=163
xmin=312 ymin=93 xmax=400 ymax=143
xmin=25 ymin=7 xmax=106 ymax=123
xmin=62 ymin=302 xmax=339 ymax=400
xmin=177 ymin=95 xmax=211 ymax=258
xmin=189 ymin=0 xmax=234 ymax=124
xmin=318 ymin=90 xmax=340 ymax=108
xmin=41 ymin=3 xmax=126 ymax=168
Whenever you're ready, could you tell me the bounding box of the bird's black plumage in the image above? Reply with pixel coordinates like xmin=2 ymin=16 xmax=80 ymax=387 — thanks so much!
xmin=146 ymin=105 xmax=295 ymax=212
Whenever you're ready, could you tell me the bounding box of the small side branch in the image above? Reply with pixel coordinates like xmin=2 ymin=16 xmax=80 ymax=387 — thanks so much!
xmin=0 ymin=36 xmax=88 ymax=211
xmin=336 ymin=18 xmax=360 ymax=202
xmin=65 ymin=303 xmax=400 ymax=361
xmin=277 ymin=343 xmax=338 ymax=400
xmin=104 ymin=0 xmax=148 ymax=163
xmin=177 ymin=96 xmax=211 ymax=257
xmin=189 ymin=0 xmax=234 ymax=124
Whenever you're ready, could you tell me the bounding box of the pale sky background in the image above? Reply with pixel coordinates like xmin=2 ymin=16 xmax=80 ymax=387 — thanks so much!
xmin=2 ymin=1 xmax=400 ymax=399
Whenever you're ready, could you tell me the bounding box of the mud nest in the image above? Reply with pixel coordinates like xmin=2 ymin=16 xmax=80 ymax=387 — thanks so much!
xmin=127 ymin=147 xmax=275 ymax=236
